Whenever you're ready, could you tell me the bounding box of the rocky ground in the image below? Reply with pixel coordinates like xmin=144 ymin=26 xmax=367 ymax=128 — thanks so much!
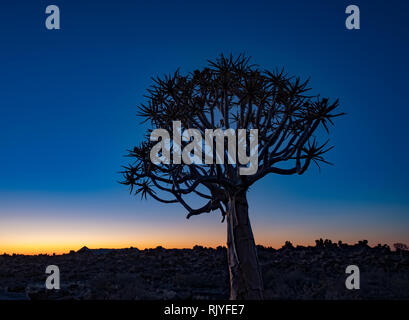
xmin=0 ymin=240 xmax=408 ymax=300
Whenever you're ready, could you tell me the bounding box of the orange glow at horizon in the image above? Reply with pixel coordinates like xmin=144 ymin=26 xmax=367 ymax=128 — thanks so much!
xmin=0 ymin=214 xmax=227 ymax=255
xmin=2 ymin=203 xmax=409 ymax=255
xmin=1 ymin=215 xmax=408 ymax=255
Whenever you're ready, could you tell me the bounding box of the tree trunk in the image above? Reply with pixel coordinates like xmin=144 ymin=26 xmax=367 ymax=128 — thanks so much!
xmin=226 ymin=191 xmax=264 ymax=299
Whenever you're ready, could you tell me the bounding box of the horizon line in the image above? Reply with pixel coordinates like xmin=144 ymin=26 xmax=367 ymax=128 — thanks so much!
xmin=1 ymin=238 xmax=399 ymax=256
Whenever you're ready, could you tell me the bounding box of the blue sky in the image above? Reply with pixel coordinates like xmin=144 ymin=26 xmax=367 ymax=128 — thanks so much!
xmin=0 ymin=0 xmax=408 ymax=253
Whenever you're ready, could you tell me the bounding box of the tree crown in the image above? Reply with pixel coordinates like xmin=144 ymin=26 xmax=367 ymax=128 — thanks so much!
xmin=121 ymin=54 xmax=343 ymax=221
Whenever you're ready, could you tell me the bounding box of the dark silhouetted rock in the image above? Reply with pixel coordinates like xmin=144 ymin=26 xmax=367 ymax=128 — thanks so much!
xmin=1 ymin=241 xmax=408 ymax=300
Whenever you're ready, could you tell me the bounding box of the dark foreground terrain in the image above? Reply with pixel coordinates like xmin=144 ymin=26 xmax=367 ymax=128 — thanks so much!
xmin=1 ymin=240 xmax=408 ymax=300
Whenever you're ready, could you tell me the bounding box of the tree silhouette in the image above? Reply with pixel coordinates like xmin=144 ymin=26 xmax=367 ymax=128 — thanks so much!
xmin=121 ymin=54 xmax=343 ymax=299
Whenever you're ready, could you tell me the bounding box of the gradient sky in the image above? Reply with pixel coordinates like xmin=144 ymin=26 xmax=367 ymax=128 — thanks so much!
xmin=1 ymin=0 xmax=409 ymax=254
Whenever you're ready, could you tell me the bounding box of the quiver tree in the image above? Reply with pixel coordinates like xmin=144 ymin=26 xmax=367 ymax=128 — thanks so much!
xmin=121 ymin=54 xmax=343 ymax=300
